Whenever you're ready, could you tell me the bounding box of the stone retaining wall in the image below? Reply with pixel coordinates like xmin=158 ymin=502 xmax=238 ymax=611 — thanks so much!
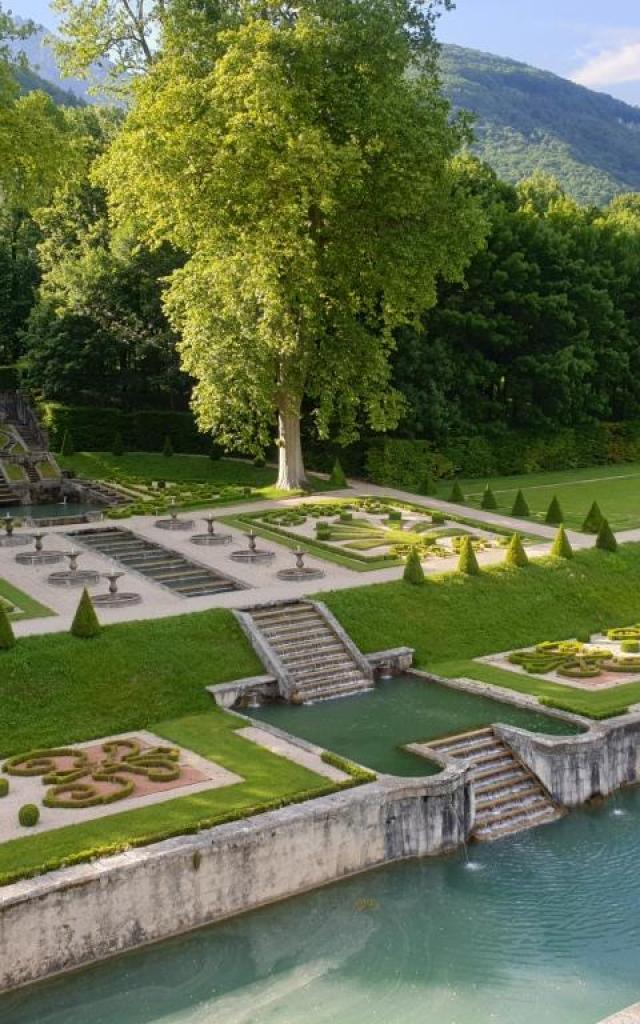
xmin=0 ymin=770 xmax=470 ymax=993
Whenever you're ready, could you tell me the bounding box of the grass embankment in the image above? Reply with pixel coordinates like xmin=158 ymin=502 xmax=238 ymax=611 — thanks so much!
xmin=0 ymin=578 xmax=53 ymax=622
xmin=321 ymin=544 xmax=640 ymax=719
xmin=0 ymin=712 xmax=342 ymax=887
xmin=0 ymin=609 xmax=262 ymax=756
xmin=455 ymin=462 xmax=640 ymax=532
xmin=57 ymin=451 xmax=332 ymax=506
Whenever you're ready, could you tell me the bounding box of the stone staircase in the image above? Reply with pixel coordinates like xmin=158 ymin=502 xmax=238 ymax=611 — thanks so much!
xmin=245 ymin=601 xmax=374 ymax=703
xmin=429 ymin=727 xmax=564 ymax=841
xmin=0 ymin=473 xmax=19 ymax=505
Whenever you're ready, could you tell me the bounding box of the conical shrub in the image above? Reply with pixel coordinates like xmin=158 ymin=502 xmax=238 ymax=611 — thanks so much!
xmin=420 ymin=472 xmax=437 ymax=497
xmin=60 ymin=430 xmax=75 ymax=457
xmin=329 ymin=458 xmax=348 ymax=489
xmin=403 ymin=548 xmax=425 ymax=585
xmin=448 ymin=480 xmax=465 ymax=503
xmin=505 ymin=533 xmax=529 ymax=568
xmin=545 ymin=495 xmax=564 ymax=525
xmin=596 ymin=518 xmax=618 ymax=553
xmin=582 ymin=501 xmax=604 ymax=534
xmin=163 ymin=435 xmax=174 ymax=458
xmin=481 ymin=484 xmax=498 ymax=511
xmin=71 ymin=589 xmax=100 ymax=639
xmin=511 ymin=489 xmax=530 ymax=517
xmin=551 ymin=526 xmax=573 ymax=559
xmin=112 ymin=431 xmax=124 ymax=457
xmin=0 ymin=602 xmax=15 ymax=650
xmin=458 ymin=536 xmax=481 ymax=575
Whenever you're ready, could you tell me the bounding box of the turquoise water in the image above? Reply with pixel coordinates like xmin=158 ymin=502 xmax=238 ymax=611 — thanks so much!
xmin=2 ymin=789 xmax=640 ymax=1024
xmin=251 ymin=676 xmax=580 ymax=776
xmin=17 ymin=503 xmax=101 ymax=520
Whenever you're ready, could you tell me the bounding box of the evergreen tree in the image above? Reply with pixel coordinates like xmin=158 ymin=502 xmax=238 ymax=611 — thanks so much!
xmin=328 ymin=458 xmax=348 ymax=489
xmin=505 ymin=533 xmax=529 ymax=568
xmin=596 ymin=518 xmax=618 ymax=552
xmin=403 ymin=548 xmax=425 ymax=585
xmin=420 ymin=471 xmax=437 ymax=497
xmin=71 ymin=588 xmax=100 ymax=638
xmin=162 ymin=435 xmax=174 ymax=458
xmin=511 ymin=489 xmax=530 ymax=517
xmin=458 ymin=536 xmax=481 ymax=575
xmin=0 ymin=601 xmax=15 ymax=650
xmin=582 ymin=501 xmax=604 ymax=533
xmin=545 ymin=495 xmax=564 ymax=525
xmin=551 ymin=526 xmax=573 ymax=559
xmin=448 ymin=480 xmax=465 ymax=503
xmin=481 ymin=484 xmax=498 ymax=510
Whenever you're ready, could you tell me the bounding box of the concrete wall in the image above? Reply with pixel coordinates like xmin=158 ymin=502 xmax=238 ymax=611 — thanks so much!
xmin=0 ymin=770 xmax=471 ymax=993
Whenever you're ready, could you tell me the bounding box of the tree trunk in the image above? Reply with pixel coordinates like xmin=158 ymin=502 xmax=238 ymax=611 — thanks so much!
xmin=276 ymin=399 xmax=308 ymax=491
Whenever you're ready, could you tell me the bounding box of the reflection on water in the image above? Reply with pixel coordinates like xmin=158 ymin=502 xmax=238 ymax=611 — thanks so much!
xmin=2 ymin=788 xmax=640 ymax=1024
xmin=12 ymin=503 xmax=101 ymax=521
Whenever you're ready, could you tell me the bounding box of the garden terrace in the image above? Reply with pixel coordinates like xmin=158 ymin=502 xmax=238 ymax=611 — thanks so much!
xmin=0 ymin=578 xmax=52 ymax=622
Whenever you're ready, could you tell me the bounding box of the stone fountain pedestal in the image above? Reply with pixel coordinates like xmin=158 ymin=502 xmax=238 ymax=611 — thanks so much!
xmin=155 ymin=502 xmax=194 ymax=531
xmin=276 ymin=548 xmax=325 ymax=582
xmin=15 ymin=533 xmax=66 ymax=566
xmin=93 ymin=573 xmax=142 ymax=608
xmin=0 ymin=516 xmax=33 ymax=548
xmin=230 ymin=530 xmax=275 ymax=564
xmin=191 ymin=515 xmax=232 ymax=546
xmin=47 ymin=550 xmax=101 ymax=587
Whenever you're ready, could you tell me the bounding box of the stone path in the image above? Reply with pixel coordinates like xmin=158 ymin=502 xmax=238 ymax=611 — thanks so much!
xmin=235 ymin=726 xmax=351 ymax=782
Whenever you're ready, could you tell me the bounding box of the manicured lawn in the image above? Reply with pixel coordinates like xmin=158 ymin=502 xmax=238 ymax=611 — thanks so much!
xmin=0 ymin=609 xmax=262 ymax=757
xmin=453 ymin=462 xmax=640 ymax=532
xmin=57 ymin=451 xmax=332 ymax=505
xmin=0 ymin=578 xmax=53 ymax=622
xmin=321 ymin=543 xmax=640 ymax=718
xmin=0 ymin=710 xmax=343 ymax=887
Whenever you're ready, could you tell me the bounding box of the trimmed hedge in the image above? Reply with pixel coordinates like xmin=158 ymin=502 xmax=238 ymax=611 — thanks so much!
xmin=0 ymin=364 xmax=20 ymax=390
xmin=43 ymin=404 xmax=213 ymax=455
xmin=365 ymin=438 xmax=453 ymax=492
xmin=18 ymin=804 xmax=39 ymax=828
xmin=505 ymin=533 xmax=528 ymax=568
xmin=596 ymin=519 xmax=618 ymax=553
xmin=457 ymin=536 xmax=480 ymax=575
xmin=551 ymin=526 xmax=573 ymax=560
xmin=71 ymin=589 xmax=101 ymax=639
xmin=403 ymin=548 xmax=425 ymax=585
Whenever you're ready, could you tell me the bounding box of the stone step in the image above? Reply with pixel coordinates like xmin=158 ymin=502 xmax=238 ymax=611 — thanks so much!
xmin=250 ymin=605 xmax=316 ymax=624
xmin=472 ymin=764 xmax=526 ymax=786
xmin=259 ymin=620 xmax=330 ymax=640
xmin=281 ymin=648 xmax=349 ymax=669
xmin=475 ymin=778 xmax=537 ymax=805
xmin=291 ymin=663 xmax=361 ymax=685
xmin=475 ymin=792 xmax=548 ymax=824
xmin=265 ymin=632 xmax=337 ymax=653
xmin=474 ymin=805 xmax=562 ymax=842
xmin=295 ymin=678 xmax=373 ymax=702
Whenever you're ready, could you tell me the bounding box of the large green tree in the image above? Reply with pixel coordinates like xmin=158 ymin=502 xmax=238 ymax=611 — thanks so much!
xmin=86 ymin=0 xmax=485 ymax=488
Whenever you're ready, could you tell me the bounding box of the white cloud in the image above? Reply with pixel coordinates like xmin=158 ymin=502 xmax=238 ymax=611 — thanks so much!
xmin=572 ymin=41 xmax=640 ymax=88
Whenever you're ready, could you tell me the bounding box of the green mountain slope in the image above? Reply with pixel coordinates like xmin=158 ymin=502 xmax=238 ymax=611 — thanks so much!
xmin=440 ymin=45 xmax=640 ymax=206
xmin=12 ymin=63 xmax=84 ymax=107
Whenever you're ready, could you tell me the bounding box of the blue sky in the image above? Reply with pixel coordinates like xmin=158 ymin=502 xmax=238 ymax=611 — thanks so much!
xmin=10 ymin=0 xmax=640 ymax=105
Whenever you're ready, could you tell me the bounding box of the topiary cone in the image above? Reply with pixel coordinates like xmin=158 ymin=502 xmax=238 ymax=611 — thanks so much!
xmin=163 ymin=435 xmax=174 ymax=458
xmin=458 ymin=535 xmax=481 ymax=575
xmin=403 ymin=547 xmax=425 ymax=585
xmin=71 ymin=588 xmax=101 ymax=639
xmin=545 ymin=495 xmax=564 ymax=525
xmin=0 ymin=601 xmax=16 ymax=650
xmin=420 ymin=471 xmax=437 ymax=497
xmin=448 ymin=480 xmax=465 ymax=503
xmin=481 ymin=484 xmax=498 ymax=510
xmin=596 ymin=518 xmax=618 ymax=553
xmin=60 ymin=430 xmax=75 ymax=457
xmin=505 ymin=533 xmax=529 ymax=568
xmin=329 ymin=458 xmax=348 ymax=489
xmin=582 ymin=501 xmax=604 ymax=534
xmin=551 ymin=526 xmax=573 ymax=559
xmin=511 ymin=489 xmax=530 ymax=517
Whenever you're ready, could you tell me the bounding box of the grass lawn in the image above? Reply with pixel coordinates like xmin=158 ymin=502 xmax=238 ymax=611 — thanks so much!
xmin=453 ymin=462 xmax=640 ymax=532
xmin=0 ymin=710 xmax=345 ymax=887
xmin=321 ymin=543 xmax=640 ymax=719
xmin=0 ymin=609 xmax=263 ymax=757
xmin=0 ymin=578 xmax=53 ymax=621
xmin=57 ymin=451 xmax=332 ymax=504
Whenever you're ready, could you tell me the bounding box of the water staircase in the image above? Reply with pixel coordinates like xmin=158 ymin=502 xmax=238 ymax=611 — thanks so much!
xmin=428 ymin=727 xmax=564 ymax=841
xmin=241 ymin=601 xmax=374 ymax=703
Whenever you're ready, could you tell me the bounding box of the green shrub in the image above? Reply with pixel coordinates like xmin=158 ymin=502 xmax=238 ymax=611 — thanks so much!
xmin=111 ymin=431 xmax=124 ymax=457
xmin=621 ymin=640 xmax=640 ymax=653
xmin=60 ymin=430 xmax=75 ymax=457
xmin=545 ymin=495 xmax=564 ymax=525
xmin=448 ymin=480 xmax=465 ymax=503
xmin=511 ymin=489 xmax=530 ymax=517
xmin=18 ymin=804 xmax=39 ymax=828
xmin=43 ymin=404 xmax=212 ymax=455
xmin=420 ymin=472 xmax=437 ymax=497
xmin=582 ymin=501 xmax=604 ymax=534
xmin=457 ymin=535 xmax=480 ymax=575
xmin=505 ymin=533 xmax=529 ymax=568
xmin=596 ymin=518 xmax=618 ymax=553
xmin=0 ymin=602 xmax=15 ymax=650
xmin=481 ymin=484 xmax=498 ymax=510
xmin=551 ymin=526 xmax=573 ymax=559
xmin=387 ymin=509 xmax=402 ymax=523
xmin=339 ymin=510 xmax=353 ymax=523
xmin=403 ymin=548 xmax=425 ymax=585
xmin=0 ymin=364 xmax=20 ymax=390
xmin=0 ymin=778 xmax=8 ymax=798
xmin=329 ymin=458 xmax=348 ymax=489
xmin=321 ymin=750 xmax=376 ymax=783
xmin=163 ymin=435 xmax=174 ymax=458
xmin=71 ymin=589 xmax=101 ymax=639
xmin=316 ymin=524 xmax=331 ymax=540
xmin=365 ymin=438 xmax=451 ymax=493
xmin=431 ymin=512 xmax=446 ymax=525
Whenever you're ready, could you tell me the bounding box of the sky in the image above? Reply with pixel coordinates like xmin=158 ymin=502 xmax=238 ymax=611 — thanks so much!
xmin=10 ymin=0 xmax=640 ymax=105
